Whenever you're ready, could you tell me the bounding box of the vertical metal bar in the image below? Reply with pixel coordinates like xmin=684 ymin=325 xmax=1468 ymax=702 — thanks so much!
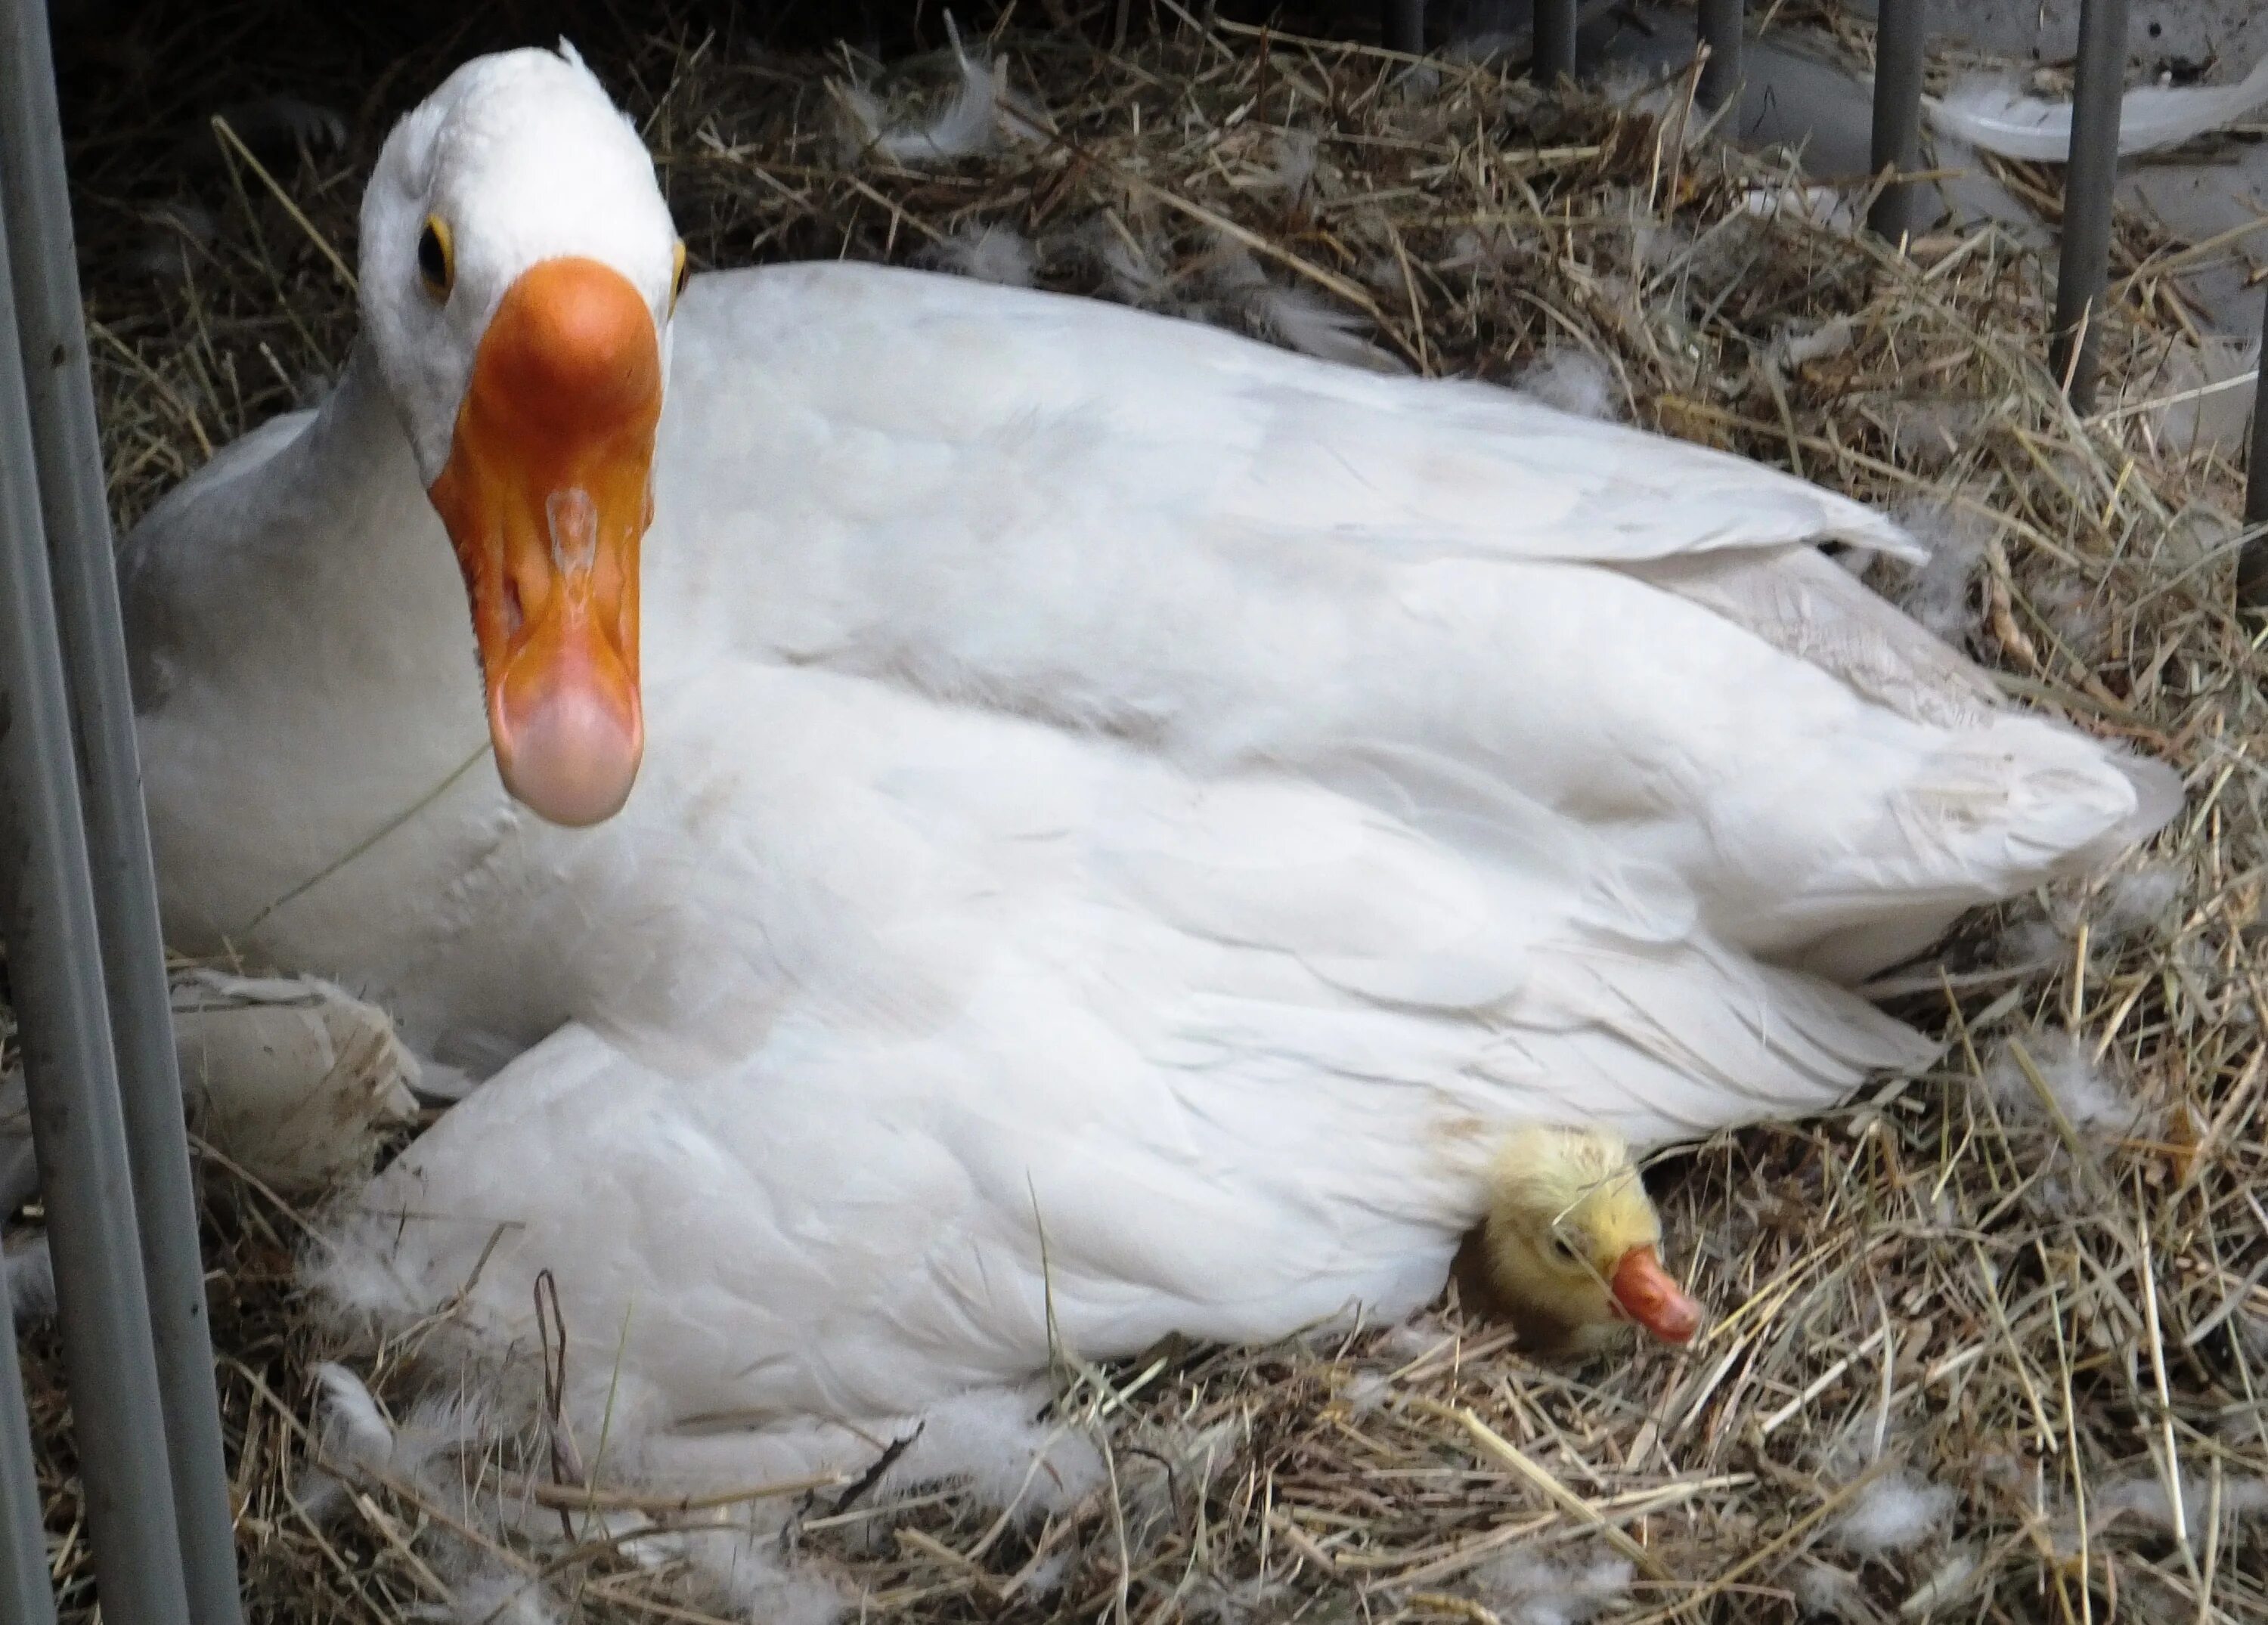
xmin=1383 ymin=0 xmax=1424 ymax=54
xmin=1698 ymin=0 xmax=1743 ymax=111
xmin=2050 ymin=0 xmax=2130 ymax=411
xmin=0 ymin=1284 xmax=60 ymax=1625
xmin=0 ymin=199 xmax=194 ymax=1625
xmin=2239 ymin=287 xmax=2268 ymax=609
xmin=1867 ymin=0 xmax=1926 ymax=242
xmin=0 ymin=9 xmax=244 ymax=1620
xmin=1532 ymin=0 xmax=1576 ymax=84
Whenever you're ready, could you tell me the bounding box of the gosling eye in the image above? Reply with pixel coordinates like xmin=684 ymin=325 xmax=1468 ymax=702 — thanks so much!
xmin=669 ymin=239 xmax=690 ymax=315
xmin=417 ymin=216 xmax=454 ymax=300
xmin=1549 ymin=1233 xmax=1583 ymax=1266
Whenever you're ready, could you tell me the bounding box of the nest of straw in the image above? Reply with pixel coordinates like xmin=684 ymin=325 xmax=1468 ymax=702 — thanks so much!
xmin=13 ymin=0 xmax=2268 ymax=1620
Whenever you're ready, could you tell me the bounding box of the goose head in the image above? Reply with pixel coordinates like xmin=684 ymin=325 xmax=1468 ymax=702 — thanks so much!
xmin=360 ymin=45 xmax=685 ymax=827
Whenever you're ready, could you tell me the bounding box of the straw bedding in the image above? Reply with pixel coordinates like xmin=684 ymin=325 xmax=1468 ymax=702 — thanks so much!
xmin=11 ymin=1 xmax=2268 ymax=1619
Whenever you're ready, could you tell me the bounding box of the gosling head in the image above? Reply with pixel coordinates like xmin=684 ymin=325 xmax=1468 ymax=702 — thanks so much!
xmin=1476 ymin=1124 xmax=1703 ymax=1358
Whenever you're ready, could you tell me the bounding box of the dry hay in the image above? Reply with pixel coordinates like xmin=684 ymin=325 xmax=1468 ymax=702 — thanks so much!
xmin=11 ymin=0 xmax=2268 ymax=1620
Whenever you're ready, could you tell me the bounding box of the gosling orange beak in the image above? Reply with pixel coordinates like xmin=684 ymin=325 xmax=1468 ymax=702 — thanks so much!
xmin=428 ymin=257 xmax=660 ymax=827
xmin=1610 ymin=1246 xmax=1703 ymax=1344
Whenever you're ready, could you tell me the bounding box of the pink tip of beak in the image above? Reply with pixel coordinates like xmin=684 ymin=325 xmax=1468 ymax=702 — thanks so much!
xmin=491 ymin=662 xmax=643 ymax=827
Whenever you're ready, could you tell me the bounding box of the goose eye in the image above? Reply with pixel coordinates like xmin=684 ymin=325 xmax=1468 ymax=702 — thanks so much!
xmin=1551 ymin=1234 xmax=1582 ymax=1265
xmin=417 ymin=216 xmax=454 ymax=299
xmin=669 ymin=239 xmax=689 ymax=314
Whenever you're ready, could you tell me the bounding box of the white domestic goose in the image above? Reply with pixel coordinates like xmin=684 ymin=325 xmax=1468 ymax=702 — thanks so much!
xmin=122 ymin=47 xmax=2173 ymax=1475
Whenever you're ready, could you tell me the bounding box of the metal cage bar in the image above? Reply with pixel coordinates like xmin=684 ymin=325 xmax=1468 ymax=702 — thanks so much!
xmin=1532 ymin=0 xmax=1576 ymax=84
xmin=0 ymin=184 xmax=194 ymax=1625
xmin=2049 ymin=0 xmax=2129 ymax=411
xmin=1867 ymin=0 xmax=1926 ymax=242
xmin=1698 ymin=0 xmax=1743 ymax=112
xmin=0 ymin=6 xmax=246 ymax=1617
xmin=2240 ymin=288 xmax=2268 ymax=609
xmin=1383 ymin=0 xmax=1424 ymax=54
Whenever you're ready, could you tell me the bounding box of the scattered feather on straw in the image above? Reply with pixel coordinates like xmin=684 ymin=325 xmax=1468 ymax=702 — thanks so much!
xmin=1740 ymin=181 xmax=1859 ymax=234
xmin=1262 ymin=131 xmax=1318 ymax=200
xmin=1517 ymin=344 xmax=1620 ymax=419
xmin=1201 ymin=241 xmax=1402 ymax=372
xmin=671 ymin=1529 xmax=848 ymax=1625
xmin=1791 ymin=1559 xmax=1876 ymax=1623
xmin=1830 ymin=1473 xmax=1956 ymax=1556
xmin=877 ymin=1385 xmax=1105 ymax=1515
xmin=420 ymin=1559 xmax=562 ymax=1625
xmin=838 ymin=27 xmax=1041 ymax=167
xmin=1888 ymin=501 xmax=1987 ymax=644
xmin=1470 ymin=1551 xmax=1634 ymax=1625
xmin=1985 ymin=1027 xmax=2147 ymax=1138
xmin=923 ymin=221 xmax=1037 ymax=286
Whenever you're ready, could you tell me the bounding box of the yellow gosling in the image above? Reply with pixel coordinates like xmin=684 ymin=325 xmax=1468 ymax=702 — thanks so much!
xmin=1473 ymin=1124 xmax=1703 ymax=1357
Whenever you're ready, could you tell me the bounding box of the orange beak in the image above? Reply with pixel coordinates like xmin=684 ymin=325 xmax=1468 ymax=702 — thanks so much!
xmin=1610 ymin=1246 xmax=1703 ymax=1344
xmin=428 ymin=257 xmax=661 ymax=827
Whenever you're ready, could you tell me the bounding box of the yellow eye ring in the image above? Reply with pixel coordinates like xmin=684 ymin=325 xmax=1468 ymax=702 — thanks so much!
xmin=417 ymin=215 xmax=454 ymax=300
xmin=669 ymin=239 xmax=689 ymax=315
